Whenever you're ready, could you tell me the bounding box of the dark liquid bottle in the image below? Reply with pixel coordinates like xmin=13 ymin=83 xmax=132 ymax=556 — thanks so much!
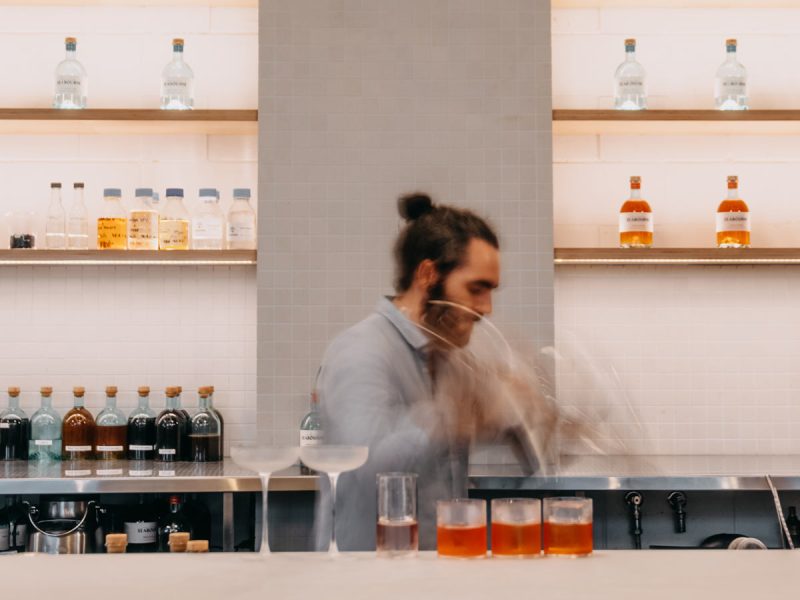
xmin=176 ymin=387 xmax=191 ymax=461
xmin=128 ymin=386 xmax=156 ymax=461
xmin=189 ymin=387 xmax=222 ymax=462
xmin=5 ymin=496 xmax=27 ymax=552
xmin=158 ymin=495 xmax=191 ymax=552
xmin=125 ymin=495 xmax=158 ymax=553
xmin=1 ymin=387 xmax=29 ymax=460
xmin=786 ymin=506 xmax=800 ymax=546
xmin=95 ymin=386 xmax=127 ymax=460
xmin=155 ymin=387 xmax=187 ymax=463
xmin=208 ymin=386 xmax=224 ymax=456
xmin=62 ymin=387 xmax=95 ymax=461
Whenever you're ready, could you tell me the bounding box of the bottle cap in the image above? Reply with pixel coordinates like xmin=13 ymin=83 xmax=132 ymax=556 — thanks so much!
xmin=166 ymin=387 xmax=179 ymax=397
xmin=625 ymin=38 xmax=636 ymax=47
xmin=65 ymin=37 xmax=77 ymax=48
xmin=727 ymin=175 xmax=738 ymax=188
xmin=138 ymin=386 xmax=150 ymax=396
xmin=105 ymin=386 xmax=118 ymax=396
xmin=172 ymin=38 xmax=185 ymax=47
xmin=104 ymin=188 xmax=122 ymax=198
xmin=198 ymin=386 xmax=211 ymax=396
xmin=73 ymin=386 xmax=85 ymax=397
xmin=74 ymin=182 xmax=84 ymax=189
xmin=105 ymin=533 xmax=128 ymax=553
xmin=186 ymin=540 xmax=209 ymax=553
xmin=51 ymin=182 xmax=62 ymax=189
xmin=630 ymin=176 xmax=641 ymax=188
xmin=135 ymin=188 xmax=153 ymax=198
xmin=199 ymin=188 xmax=218 ymax=199
xmin=8 ymin=387 xmax=20 ymax=397
xmin=233 ymin=188 xmax=251 ymax=199
xmin=726 ymin=38 xmax=737 ymax=46
xmin=166 ymin=188 xmax=184 ymax=198
xmin=41 ymin=387 xmax=53 ymax=396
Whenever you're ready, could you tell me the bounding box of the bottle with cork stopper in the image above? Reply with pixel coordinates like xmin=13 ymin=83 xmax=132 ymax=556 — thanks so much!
xmin=95 ymin=386 xmax=127 ymax=460
xmin=0 ymin=387 xmax=29 ymax=460
xmin=128 ymin=386 xmax=156 ymax=461
xmin=29 ymin=387 xmax=61 ymax=461
xmin=62 ymin=386 xmax=95 ymax=461
xmin=716 ymin=175 xmax=750 ymax=248
xmin=156 ymin=387 xmax=188 ymax=463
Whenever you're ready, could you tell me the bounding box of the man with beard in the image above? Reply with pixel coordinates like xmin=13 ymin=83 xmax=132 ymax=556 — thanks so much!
xmin=312 ymin=193 xmax=542 ymax=551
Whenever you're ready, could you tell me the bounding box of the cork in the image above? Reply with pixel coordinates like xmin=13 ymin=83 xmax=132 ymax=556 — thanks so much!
xmin=65 ymin=37 xmax=77 ymax=44
xmin=186 ymin=540 xmax=209 ymax=553
xmin=105 ymin=386 xmax=118 ymax=396
xmin=169 ymin=532 xmax=190 ymax=553
xmin=73 ymin=387 xmax=85 ymax=397
xmin=166 ymin=387 xmax=179 ymax=398
xmin=173 ymin=38 xmax=184 ymax=46
xmin=198 ymin=386 xmax=211 ymax=396
xmin=138 ymin=386 xmax=150 ymax=396
xmin=105 ymin=533 xmax=128 ymax=554
xmin=40 ymin=387 xmax=53 ymax=396
xmin=8 ymin=387 xmax=20 ymax=397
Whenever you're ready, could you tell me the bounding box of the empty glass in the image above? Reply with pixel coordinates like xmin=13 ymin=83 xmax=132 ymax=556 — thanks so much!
xmin=377 ymin=472 xmax=418 ymax=557
xmin=543 ymin=497 xmax=593 ymax=557
xmin=437 ymin=498 xmax=487 ymax=558
xmin=491 ymin=498 xmax=541 ymax=558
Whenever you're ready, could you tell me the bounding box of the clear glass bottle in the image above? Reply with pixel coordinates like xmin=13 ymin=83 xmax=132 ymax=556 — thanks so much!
xmin=125 ymin=494 xmax=158 ymax=553
xmin=614 ymin=38 xmax=647 ymax=111
xmin=128 ymin=386 xmax=156 ymax=461
xmin=299 ymin=389 xmax=323 ymax=475
xmin=717 ymin=175 xmax=750 ymax=248
xmin=67 ymin=182 xmax=89 ymax=250
xmin=159 ymin=188 xmax=190 ymax=250
xmin=95 ymin=386 xmax=127 ymax=460
xmin=158 ymin=495 xmax=191 ymax=552
xmin=226 ymin=188 xmax=256 ymax=250
xmin=45 ymin=182 xmax=67 ymax=249
xmin=97 ymin=188 xmax=128 ymax=250
xmin=62 ymin=386 xmax=95 ymax=460
xmin=155 ymin=387 xmax=188 ymax=462
xmin=29 ymin=386 xmax=61 ymax=461
xmin=150 ymin=192 xmax=160 ymax=211
xmin=161 ymin=38 xmax=194 ymax=110
xmin=192 ymin=188 xmax=225 ymax=250
xmin=0 ymin=387 xmax=29 ymax=461
xmin=128 ymin=188 xmax=159 ymax=251
xmin=189 ymin=387 xmax=222 ymax=462
xmin=54 ymin=36 xmax=87 ymax=109
xmin=715 ymin=38 xmax=748 ymax=111
xmin=619 ymin=176 xmax=653 ymax=248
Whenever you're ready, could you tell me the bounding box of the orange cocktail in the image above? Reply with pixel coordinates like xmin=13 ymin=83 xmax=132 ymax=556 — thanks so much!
xmin=490 ymin=498 xmax=542 ymax=558
xmin=543 ymin=497 xmax=593 ymax=557
xmin=437 ymin=499 xmax=487 ymax=558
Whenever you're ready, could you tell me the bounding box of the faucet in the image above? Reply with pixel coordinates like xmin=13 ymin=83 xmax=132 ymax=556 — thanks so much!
xmin=625 ymin=491 xmax=644 ymax=549
xmin=668 ymin=491 xmax=687 ymax=534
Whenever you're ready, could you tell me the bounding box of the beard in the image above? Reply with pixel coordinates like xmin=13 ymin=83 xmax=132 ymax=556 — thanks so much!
xmin=421 ymin=279 xmax=477 ymax=349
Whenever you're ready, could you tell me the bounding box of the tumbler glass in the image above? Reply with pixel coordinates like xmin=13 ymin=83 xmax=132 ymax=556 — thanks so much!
xmin=376 ymin=472 xmax=418 ymax=557
xmin=437 ymin=498 xmax=487 ymax=558
xmin=543 ymin=497 xmax=593 ymax=557
xmin=491 ymin=498 xmax=541 ymax=558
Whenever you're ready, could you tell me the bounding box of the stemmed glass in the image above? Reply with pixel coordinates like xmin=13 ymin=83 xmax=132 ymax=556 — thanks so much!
xmin=230 ymin=443 xmax=300 ymax=555
xmin=299 ymin=444 xmax=369 ymax=555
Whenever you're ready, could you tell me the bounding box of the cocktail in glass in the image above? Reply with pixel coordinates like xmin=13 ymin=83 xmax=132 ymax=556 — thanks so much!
xmin=377 ymin=472 xmax=418 ymax=557
xmin=543 ymin=497 xmax=593 ymax=557
xmin=229 ymin=443 xmax=300 ymax=555
xmin=437 ymin=498 xmax=487 ymax=558
xmin=491 ymin=498 xmax=541 ymax=558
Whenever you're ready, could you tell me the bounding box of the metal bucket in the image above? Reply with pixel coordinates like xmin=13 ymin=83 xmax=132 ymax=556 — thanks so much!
xmin=25 ymin=499 xmax=102 ymax=554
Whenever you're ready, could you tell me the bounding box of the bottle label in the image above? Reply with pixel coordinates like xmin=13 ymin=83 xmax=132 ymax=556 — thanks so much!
xmin=34 ymin=439 xmax=53 ymax=446
xmin=56 ymin=77 xmax=82 ymax=95
xmin=97 ymin=218 xmax=128 ymax=249
xmin=96 ymin=445 xmax=124 ymax=452
xmin=125 ymin=522 xmax=157 ymax=545
xmin=96 ymin=468 xmax=123 ymax=476
xmin=193 ymin=217 xmax=224 ymax=241
xmin=0 ymin=526 xmax=8 ymax=552
xmin=163 ymin=78 xmax=190 ymax=92
xmin=158 ymin=470 xmax=176 ymax=477
xmin=617 ymin=77 xmax=644 ymax=94
xmin=300 ymin=430 xmax=324 ymax=446
xmin=227 ymin=223 xmax=255 ymax=242
xmin=128 ymin=211 xmax=159 ymax=250
xmin=130 ymin=444 xmax=154 ymax=451
xmin=129 ymin=469 xmax=154 ymax=477
xmin=158 ymin=448 xmax=176 ymax=456
xmin=619 ymin=212 xmax=653 ymax=233
xmin=65 ymin=445 xmax=92 ymax=452
xmin=159 ymin=220 xmax=190 ymax=250
xmin=0 ymin=423 xmax=9 ymax=429
xmin=721 ymin=79 xmax=746 ymax=94
xmin=65 ymin=469 xmax=91 ymax=477
xmin=716 ymin=212 xmax=750 ymax=232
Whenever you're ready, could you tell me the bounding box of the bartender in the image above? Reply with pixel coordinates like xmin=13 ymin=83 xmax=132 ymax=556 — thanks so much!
xmin=314 ymin=193 xmax=541 ymax=551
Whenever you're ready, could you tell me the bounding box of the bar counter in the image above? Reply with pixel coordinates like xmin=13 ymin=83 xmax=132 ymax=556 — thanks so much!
xmin=6 ymin=550 xmax=796 ymax=599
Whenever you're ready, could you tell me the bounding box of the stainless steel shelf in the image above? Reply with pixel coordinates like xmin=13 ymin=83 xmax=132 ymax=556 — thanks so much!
xmin=0 ymin=460 xmax=317 ymax=494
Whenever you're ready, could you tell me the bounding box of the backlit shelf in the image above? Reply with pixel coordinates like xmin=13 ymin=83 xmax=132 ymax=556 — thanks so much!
xmin=0 ymin=109 xmax=257 ymax=135
xmin=555 ymin=248 xmax=800 ymax=265
xmin=553 ymin=110 xmax=800 ymax=135
xmin=0 ymin=249 xmax=256 ymax=266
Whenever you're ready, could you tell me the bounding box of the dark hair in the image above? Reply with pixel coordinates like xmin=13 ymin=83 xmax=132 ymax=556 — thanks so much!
xmin=393 ymin=193 xmax=499 ymax=293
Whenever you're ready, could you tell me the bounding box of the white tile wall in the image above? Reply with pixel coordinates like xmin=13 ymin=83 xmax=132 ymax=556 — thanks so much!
xmin=0 ymin=5 xmax=258 ymax=453
xmin=554 ymin=7 xmax=800 ymax=455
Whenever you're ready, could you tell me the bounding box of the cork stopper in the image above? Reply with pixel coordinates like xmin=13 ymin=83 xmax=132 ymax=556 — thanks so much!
xmin=8 ymin=387 xmax=20 ymax=397
xmin=74 ymin=182 xmax=84 ymax=189
xmin=138 ymin=386 xmax=150 ymax=396
xmin=198 ymin=386 xmax=211 ymax=397
xmin=166 ymin=387 xmax=179 ymax=398
xmin=105 ymin=386 xmax=118 ymax=396
xmin=630 ymin=176 xmax=641 ymax=190
xmin=186 ymin=540 xmax=209 ymax=553
xmin=624 ymin=38 xmax=636 ymax=47
xmin=73 ymin=386 xmax=85 ymax=397
xmin=727 ymin=175 xmax=738 ymax=189
xmin=41 ymin=387 xmax=53 ymax=396
xmin=105 ymin=533 xmax=128 ymax=554
xmin=65 ymin=36 xmax=77 ymax=45
xmin=173 ymin=38 xmax=184 ymax=47
xmin=169 ymin=532 xmax=190 ymax=553
xmin=726 ymin=38 xmax=737 ymax=47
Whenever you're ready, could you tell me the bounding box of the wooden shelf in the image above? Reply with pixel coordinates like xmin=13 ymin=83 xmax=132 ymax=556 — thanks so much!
xmin=0 ymin=250 xmax=256 ymax=266
xmin=555 ymin=248 xmax=800 ymax=265
xmin=0 ymin=109 xmax=257 ymax=135
xmin=553 ymin=110 xmax=800 ymax=135
xmin=553 ymin=0 xmax=800 ymax=7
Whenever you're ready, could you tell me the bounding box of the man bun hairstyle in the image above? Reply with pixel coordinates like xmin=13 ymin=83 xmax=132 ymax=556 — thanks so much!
xmin=393 ymin=192 xmax=499 ymax=293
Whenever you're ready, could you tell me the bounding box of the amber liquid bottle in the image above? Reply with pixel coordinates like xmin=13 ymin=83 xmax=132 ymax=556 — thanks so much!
xmin=619 ymin=175 xmax=653 ymax=248
xmin=716 ymin=175 xmax=750 ymax=248
xmin=95 ymin=386 xmax=127 ymax=460
xmin=62 ymin=386 xmax=96 ymax=460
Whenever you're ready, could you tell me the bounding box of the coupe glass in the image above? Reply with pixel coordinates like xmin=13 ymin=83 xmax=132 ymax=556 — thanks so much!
xmin=299 ymin=444 xmax=369 ymax=554
xmin=229 ymin=443 xmax=300 ymax=555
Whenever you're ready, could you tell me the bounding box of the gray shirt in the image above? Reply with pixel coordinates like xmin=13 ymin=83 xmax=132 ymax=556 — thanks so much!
xmin=314 ymin=297 xmax=469 ymax=551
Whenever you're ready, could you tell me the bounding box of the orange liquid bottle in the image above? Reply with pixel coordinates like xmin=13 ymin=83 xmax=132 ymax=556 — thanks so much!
xmin=437 ymin=525 xmax=487 ymax=557
xmin=491 ymin=521 xmax=541 ymax=557
xmin=716 ymin=175 xmax=750 ymax=248
xmin=543 ymin=522 xmax=593 ymax=556
xmin=619 ymin=175 xmax=653 ymax=248
xmin=62 ymin=386 xmax=96 ymax=460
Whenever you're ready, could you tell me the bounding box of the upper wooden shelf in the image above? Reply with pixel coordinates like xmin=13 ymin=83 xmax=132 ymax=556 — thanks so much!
xmin=555 ymin=247 xmax=800 ymax=265
xmin=0 ymin=249 xmax=256 ymax=266
xmin=553 ymin=110 xmax=800 ymax=135
xmin=553 ymin=0 xmax=800 ymax=7
xmin=0 ymin=109 xmax=257 ymax=135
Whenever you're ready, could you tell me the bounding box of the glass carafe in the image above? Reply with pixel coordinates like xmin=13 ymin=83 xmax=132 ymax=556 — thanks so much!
xmin=155 ymin=387 xmax=188 ymax=463
xmin=29 ymin=387 xmax=61 ymax=461
xmin=189 ymin=387 xmax=222 ymax=462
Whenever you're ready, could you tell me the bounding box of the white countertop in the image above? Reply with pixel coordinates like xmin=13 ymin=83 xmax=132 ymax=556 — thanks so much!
xmin=8 ymin=550 xmax=800 ymax=599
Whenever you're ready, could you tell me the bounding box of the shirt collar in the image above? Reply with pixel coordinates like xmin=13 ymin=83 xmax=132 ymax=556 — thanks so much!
xmin=375 ymin=296 xmax=430 ymax=354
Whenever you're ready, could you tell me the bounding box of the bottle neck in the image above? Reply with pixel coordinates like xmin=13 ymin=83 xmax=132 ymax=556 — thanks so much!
xmin=138 ymin=395 xmax=150 ymax=410
xmin=50 ymin=188 xmax=62 ymax=207
xmin=726 ymin=49 xmax=737 ymax=62
xmin=73 ymin=396 xmax=85 ymax=408
xmin=727 ymin=187 xmax=738 ymax=200
xmin=41 ymin=395 xmax=53 ymax=409
xmin=173 ymin=50 xmax=183 ymax=62
xmin=629 ymin=187 xmax=642 ymax=200
xmin=8 ymin=396 xmax=20 ymax=411
xmin=74 ymin=188 xmax=85 ymax=207
xmin=105 ymin=395 xmax=117 ymax=409
xmin=66 ymin=49 xmax=76 ymax=60
xmin=166 ymin=395 xmax=179 ymax=410
xmin=625 ymin=49 xmax=636 ymax=62
xmin=169 ymin=501 xmax=181 ymax=514
xmin=199 ymin=395 xmax=210 ymax=410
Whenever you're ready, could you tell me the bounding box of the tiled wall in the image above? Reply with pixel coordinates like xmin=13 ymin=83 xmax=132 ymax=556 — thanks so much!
xmin=0 ymin=5 xmax=258 ymax=453
xmin=258 ymin=0 xmax=554 ymax=454
xmin=553 ymin=7 xmax=800 ymax=455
